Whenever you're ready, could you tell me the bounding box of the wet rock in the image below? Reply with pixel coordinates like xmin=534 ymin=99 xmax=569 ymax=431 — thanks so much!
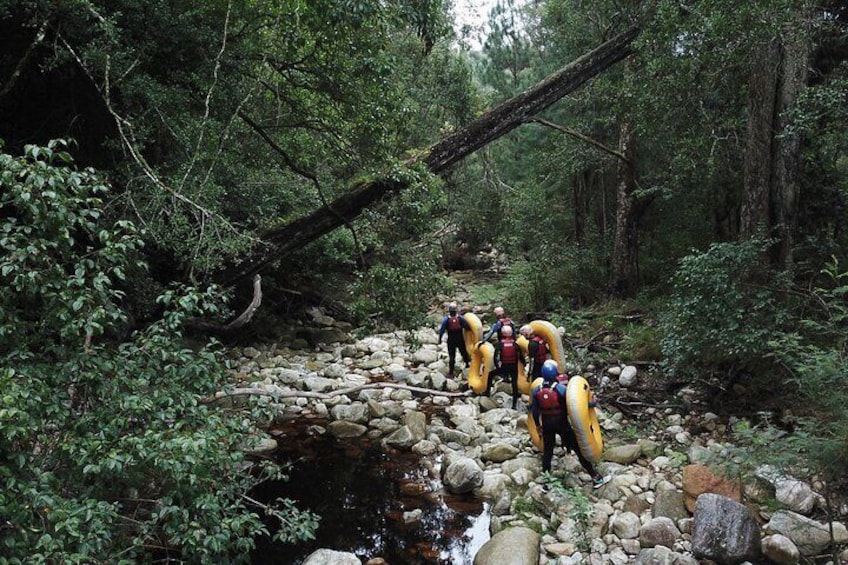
xmin=634 ymin=545 xmax=674 ymax=565
xmin=327 ymin=421 xmax=367 ymax=438
xmin=330 ymin=404 xmax=370 ymax=424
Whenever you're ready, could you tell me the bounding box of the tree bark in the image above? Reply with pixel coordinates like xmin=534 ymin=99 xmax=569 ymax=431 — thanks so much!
xmin=772 ymin=17 xmax=811 ymax=268
xmin=740 ymin=41 xmax=780 ymax=241
xmin=609 ymin=119 xmax=640 ymax=297
xmin=220 ymin=26 xmax=642 ymax=286
xmin=740 ymin=10 xmax=811 ymax=269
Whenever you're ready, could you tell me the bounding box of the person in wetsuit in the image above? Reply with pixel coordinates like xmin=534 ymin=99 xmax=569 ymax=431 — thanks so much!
xmin=438 ymin=302 xmax=470 ymax=379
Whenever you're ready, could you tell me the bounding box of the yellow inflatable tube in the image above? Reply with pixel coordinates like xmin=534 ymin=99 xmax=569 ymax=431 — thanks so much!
xmin=566 ymin=376 xmax=604 ymax=464
xmin=526 ymin=376 xmax=545 ymax=451
xmin=463 ymin=313 xmax=495 ymax=394
xmin=515 ymin=320 xmax=566 ymax=396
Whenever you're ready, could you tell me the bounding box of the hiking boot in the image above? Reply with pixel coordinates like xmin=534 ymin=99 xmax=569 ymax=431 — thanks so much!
xmin=592 ymin=474 xmax=611 ymax=489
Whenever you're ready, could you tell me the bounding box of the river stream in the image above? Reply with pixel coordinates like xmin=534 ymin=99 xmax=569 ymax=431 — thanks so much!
xmin=250 ymin=416 xmax=490 ymax=564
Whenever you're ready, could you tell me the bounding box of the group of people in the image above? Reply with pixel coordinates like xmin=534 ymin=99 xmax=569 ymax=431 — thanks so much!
xmin=437 ymin=303 xmax=610 ymax=488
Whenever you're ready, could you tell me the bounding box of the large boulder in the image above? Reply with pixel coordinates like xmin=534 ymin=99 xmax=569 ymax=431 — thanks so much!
xmin=764 ymin=510 xmax=848 ymax=556
xmin=691 ymin=493 xmax=761 ymax=564
xmin=682 ymin=464 xmax=741 ymax=513
xmin=473 ymin=526 xmax=539 ymax=565
xmin=443 ymin=456 xmax=484 ymax=494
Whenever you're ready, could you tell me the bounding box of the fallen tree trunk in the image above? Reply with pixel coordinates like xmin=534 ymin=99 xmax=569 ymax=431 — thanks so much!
xmin=201 ymin=381 xmax=472 ymax=404
xmin=222 ymin=26 xmax=641 ymax=286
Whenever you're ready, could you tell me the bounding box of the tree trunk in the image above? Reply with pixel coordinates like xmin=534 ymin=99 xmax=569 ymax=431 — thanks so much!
xmin=220 ymin=26 xmax=642 ymax=286
xmin=773 ymin=17 xmax=811 ymax=268
xmin=609 ymin=119 xmax=640 ymax=297
xmin=740 ymin=8 xmax=810 ymax=269
xmin=740 ymin=41 xmax=780 ymax=241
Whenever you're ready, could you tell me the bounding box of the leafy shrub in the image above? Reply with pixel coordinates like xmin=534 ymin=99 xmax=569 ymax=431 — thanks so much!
xmin=349 ymin=253 xmax=448 ymax=330
xmin=0 ymin=142 xmax=316 ymax=563
xmin=658 ymin=240 xmax=791 ymax=384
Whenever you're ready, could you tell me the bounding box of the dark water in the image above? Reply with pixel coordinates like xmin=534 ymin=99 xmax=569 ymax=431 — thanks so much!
xmin=250 ymin=417 xmax=490 ymax=565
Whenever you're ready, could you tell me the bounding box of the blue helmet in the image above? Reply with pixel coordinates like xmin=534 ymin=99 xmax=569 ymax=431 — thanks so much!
xmin=541 ymin=359 xmax=559 ymax=381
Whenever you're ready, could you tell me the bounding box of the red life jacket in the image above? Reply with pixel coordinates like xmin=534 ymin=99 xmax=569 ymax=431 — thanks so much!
xmin=447 ymin=315 xmax=462 ymax=332
xmin=532 ymin=336 xmax=548 ymax=363
xmin=535 ymin=382 xmax=562 ymax=415
xmin=500 ymin=338 xmax=518 ymax=364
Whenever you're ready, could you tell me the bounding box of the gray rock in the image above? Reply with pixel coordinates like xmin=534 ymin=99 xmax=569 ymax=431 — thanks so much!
xmin=473 ymin=526 xmax=539 ymax=565
xmin=604 ymin=444 xmax=642 ymax=464
xmin=764 ymin=510 xmax=848 ymax=555
xmin=302 ymin=548 xmax=361 ymax=564
xmin=481 ymin=443 xmax=519 ymax=463
xmin=692 ymin=493 xmax=761 ymax=563
xmin=761 ymin=534 xmax=800 ymax=565
xmin=639 ymin=516 xmax=680 ymax=549
xmin=327 ymin=421 xmax=367 ymax=438
xmin=611 ymin=511 xmax=642 ymax=539
xmin=619 ymin=365 xmax=638 ymax=387
xmin=652 ymin=489 xmax=688 ymax=522
xmin=443 ymin=456 xmax=484 ymax=494
xmin=330 ymin=403 xmax=370 ymax=424
xmin=775 ymin=478 xmax=816 ymax=515
xmin=634 ymin=546 xmax=674 ymax=565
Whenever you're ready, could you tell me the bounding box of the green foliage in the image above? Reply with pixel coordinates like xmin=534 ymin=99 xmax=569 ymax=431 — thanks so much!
xmin=349 ymin=254 xmax=448 ymax=330
xmin=0 ymin=143 xmax=316 ymax=563
xmin=659 ymin=240 xmax=791 ymax=383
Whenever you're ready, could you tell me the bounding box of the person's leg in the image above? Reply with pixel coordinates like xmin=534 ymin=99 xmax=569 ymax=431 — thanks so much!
xmin=508 ymin=364 xmax=519 ymax=408
xmin=447 ymin=341 xmax=457 ymax=376
xmin=541 ymin=427 xmax=555 ymax=472
xmin=566 ymin=426 xmax=606 ymax=485
xmin=459 ymin=341 xmax=470 ymax=368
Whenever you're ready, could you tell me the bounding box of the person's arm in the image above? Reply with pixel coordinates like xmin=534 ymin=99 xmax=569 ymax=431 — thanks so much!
xmin=481 ymin=320 xmax=500 ymax=343
xmin=530 ymin=389 xmax=541 ymax=427
xmin=493 ymin=343 xmax=502 ymax=367
xmin=588 ymin=392 xmax=598 ymax=408
xmin=460 ymin=315 xmax=470 ymax=330
xmin=526 ymin=340 xmax=537 ymax=374
xmin=437 ymin=317 xmax=447 ymax=342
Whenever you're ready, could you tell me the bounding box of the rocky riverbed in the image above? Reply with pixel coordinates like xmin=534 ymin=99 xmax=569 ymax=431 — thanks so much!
xmin=231 ymin=306 xmax=848 ymax=565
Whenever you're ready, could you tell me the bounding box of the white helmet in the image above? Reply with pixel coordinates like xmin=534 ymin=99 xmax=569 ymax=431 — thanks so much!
xmin=501 ymin=324 xmax=513 ymax=337
xmin=448 ymin=302 xmax=457 ymax=313
xmin=519 ymin=325 xmax=533 ymax=337
xmin=493 ymin=306 xmax=505 ymax=318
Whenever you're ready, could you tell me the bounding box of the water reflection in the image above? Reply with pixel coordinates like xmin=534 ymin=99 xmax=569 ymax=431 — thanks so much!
xmin=250 ymin=420 xmax=490 ymax=564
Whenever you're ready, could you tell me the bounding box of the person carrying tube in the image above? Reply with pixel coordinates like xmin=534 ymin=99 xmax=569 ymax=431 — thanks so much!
xmin=530 ymin=359 xmax=610 ymax=488
xmin=438 ymin=302 xmax=470 ymax=380
xmin=479 ymin=306 xmax=516 ymax=345
xmin=520 ymin=324 xmax=550 ymax=381
xmin=493 ymin=324 xmax=526 ymax=409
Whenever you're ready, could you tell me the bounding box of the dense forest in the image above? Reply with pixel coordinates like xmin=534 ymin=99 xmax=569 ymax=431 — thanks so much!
xmin=1 ymin=0 xmax=846 ymax=562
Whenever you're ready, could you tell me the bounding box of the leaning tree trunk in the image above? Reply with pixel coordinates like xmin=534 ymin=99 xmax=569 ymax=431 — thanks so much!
xmin=220 ymin=26 xmax=642 ymax=286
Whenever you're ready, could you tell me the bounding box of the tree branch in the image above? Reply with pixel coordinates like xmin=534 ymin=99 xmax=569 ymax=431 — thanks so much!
xmin=201 ymin=380 xmax=472 ymax=404
xmin=530 ymin=117 xmax=631 ymax=164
